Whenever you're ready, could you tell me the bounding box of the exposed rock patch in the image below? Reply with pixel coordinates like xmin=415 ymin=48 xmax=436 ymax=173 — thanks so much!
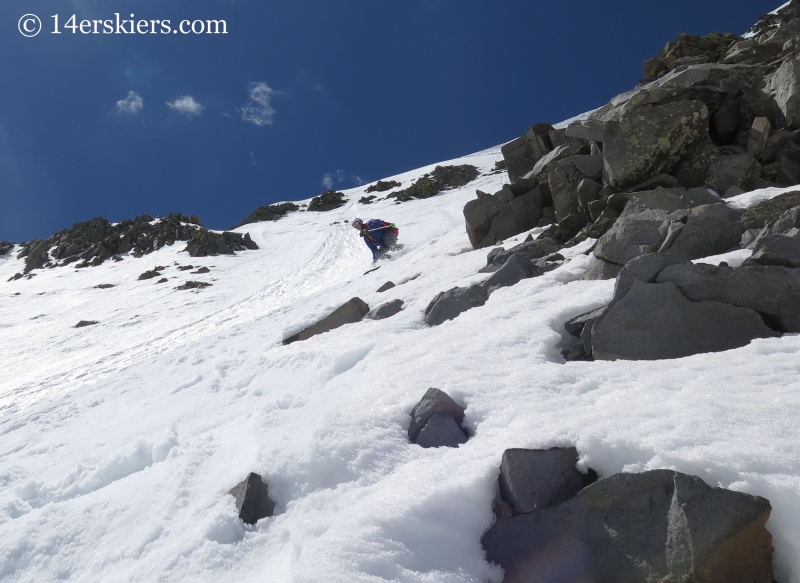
xmin=408 ymin=388 xmax=468 ymax=448
xmin=233 ymin=202 xmax=298 ymax=228
xmin=308 ymin=191 xmax=346 ymax=212
xmin=229 ymin=473 xmax=275 ymax=525
xmin=389 ymin=165 xmax=479 ymax=202
xmin=283 ymin=297 xmax=369 ymax=344
xmin=365 ymin=179 xmax=401 ymax=193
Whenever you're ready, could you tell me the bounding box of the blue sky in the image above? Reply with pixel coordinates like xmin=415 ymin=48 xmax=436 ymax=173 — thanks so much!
xmin=0 ymin=0 xmax=779 ymax=241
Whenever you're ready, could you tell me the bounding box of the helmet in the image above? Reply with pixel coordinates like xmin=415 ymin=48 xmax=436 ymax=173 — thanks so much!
xmin=352 ymin=218 xmax=363 ymax=227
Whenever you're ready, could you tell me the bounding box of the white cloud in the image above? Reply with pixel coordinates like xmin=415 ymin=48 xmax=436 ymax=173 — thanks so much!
xmin=240 ymin=82 xmax=277 ymax=127
xmin=351 ymin=175 xmax=365 ymax=186
xmin=167 ymin=95 xmax=204 ymax=116
xmin=322 ymin=169 xmax=344 ymax=190
xmin=115 ymin=91 xmax=143 ymax=115
xmin=313 ymin=84 xmax=325 ymax=92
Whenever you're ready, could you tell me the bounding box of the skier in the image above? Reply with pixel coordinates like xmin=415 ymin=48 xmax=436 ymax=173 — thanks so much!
xmin=352 ymin=218 xmax=399 ymax=261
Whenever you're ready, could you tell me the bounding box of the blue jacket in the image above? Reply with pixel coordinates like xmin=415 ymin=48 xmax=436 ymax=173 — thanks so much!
xmin=360 ymin=219 xmax=396 ymax=254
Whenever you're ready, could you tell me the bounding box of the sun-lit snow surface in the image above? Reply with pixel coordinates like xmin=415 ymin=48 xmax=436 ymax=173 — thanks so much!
xmin=1 ymin=149 xmax=800 ymax=583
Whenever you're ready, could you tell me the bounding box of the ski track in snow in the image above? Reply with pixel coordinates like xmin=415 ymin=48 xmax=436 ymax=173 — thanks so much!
xmin=1 ymin=148 xmax=800 ymax=582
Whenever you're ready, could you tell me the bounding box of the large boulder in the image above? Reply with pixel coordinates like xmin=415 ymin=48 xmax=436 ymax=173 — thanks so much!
xmin=660 ymin=204 xmax=744 ymax=261
xmin=408 ymin=388 xmax=467 ymax=446
xmin=501 ymin=123 xmax=555 ymax=181
xmin=463 ymin=189 xmax=543 ymax=249
xmin=603 ymin=100 xmax=710 ymax=191
xmin=593 ymin=208 xmax=677 ymax=266
xmin=483 ymin=254 xmax=533 ymax=292
xmin=705 ymin=153 xmax=762 ymax=195
xmin=548 ymin=159 xmax=587 ymax=226
xmin=482 ymin=469 xmax=773 ymax=583
xmin=229 ymin=473 xmax=276 ymax=525
xmin=184 ymin=231 xmax=259 ymax=257
xmin=424 ymin=285 xmax=488 ymax=326
xmin=591 ymin=280 xmax=779 ymax=360
xmin=657 ymin=263 xmax=800 ymax=332
xmin=765 ymin=57 xmax=800 ymax=129
xmin=498 ymin=448 xmax=596 ymax=515
xmin=283 ymin=297 xmax=370 ymax=344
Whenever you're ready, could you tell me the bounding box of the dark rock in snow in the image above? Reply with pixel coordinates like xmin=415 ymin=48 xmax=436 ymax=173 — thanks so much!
xmin=75 ymin=320 xmax=99 ymax=328
xmin=751 ymin=234 xmax=800 ymax=268
xmin=191 ymin=266 xmax=211 ymax=274
xmin=612 ymin=253 xmax=678 ymax=304
xmin=593 ymin=208 xmax=677 ymax=266
xmin=657 ymin=263 xmax=800 ymax=332
xmin=479 ymin=190 xmax=544 ymax=249
xmin=391 ymin=165 xmax=479 ymax=202
xmin=233 ymin=202 xmax=298 ymax=228
xmin=408 ymin=388 xmax=466 ymax=444
xmin=184 ymin=231 xmax=258 ymax=257
xmin=582 ymin=257 xmax=624 ymax=280
xmin=483 ymin=254 xmax=533 ymax=292
xmin=94 ymin=284 xmax=114 ymax=289
xmin=0 ymin=241 xmax=12 ymax=256
xmin=138 ymin=269 xmax=162 ymax=280
xmin=415 ymin=413 xmax=468 ymax=448
xmin=424 ymin=285 xmax=488 ymax=326
xmin=176 ymin=281 xmax=212 ymax=290
xmin=365 ymin=179 xmax=401 ymax=193
xmin=482 ymin=469 xmax=773 ymax=583
xmin=308 ymin=190 xmax=346 ymax=212
xmin=156 ymin=278 xmax=168 ymax=284
xmin=376 ymin=281 xmax=396 ymax=293
xmin=177 ymin=265 xmax=194 ymax=271
xmin=283 ymin=297 xmax=370 ymax=344
xmin=229 ymin=473 xmax=275 ymax=525
xmin=498 ymin=448 xmax=596 ymax=515
xmin=365 ymin=299 xmax=403 ymax=320
xmin=564 ymin=307 xmax=608 ymax=337
xmin=591 ymin=280 xmax=779 ymax=360
xmin=660 ymin=203 xmax=744 ymax=261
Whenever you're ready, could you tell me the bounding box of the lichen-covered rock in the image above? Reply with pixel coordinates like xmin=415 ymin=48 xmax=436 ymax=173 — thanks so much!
xmin=603 ymin=100 xmax=710 ymax=191
xmin=233 ymin=202 xmax=299 ymax=228
xmin=308 ymin=191 xmax=346 ymax=211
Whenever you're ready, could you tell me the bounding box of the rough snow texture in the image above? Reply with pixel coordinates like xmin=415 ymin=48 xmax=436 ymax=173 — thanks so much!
xmin=1 ymin=148 xmax=800 ymax=583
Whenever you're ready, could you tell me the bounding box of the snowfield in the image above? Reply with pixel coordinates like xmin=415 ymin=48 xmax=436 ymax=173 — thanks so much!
xmin=1 ymin=147 xmax=800 ymax=583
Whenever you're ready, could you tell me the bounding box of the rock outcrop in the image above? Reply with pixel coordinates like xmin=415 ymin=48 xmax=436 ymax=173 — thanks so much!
xmin=390 ymin=165 xmax=479 ymax=202
xmin=233 ymin=202 xmax=299 ymax=228
xmin=308 ymin=190 xmax=346 ymax=212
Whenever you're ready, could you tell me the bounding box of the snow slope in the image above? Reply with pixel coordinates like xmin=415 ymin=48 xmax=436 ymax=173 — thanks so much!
xmin=1 ymin=147 xmax=800 ymax=583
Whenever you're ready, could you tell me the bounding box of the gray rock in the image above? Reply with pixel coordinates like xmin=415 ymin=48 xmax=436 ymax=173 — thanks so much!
xmin=365 ymin=299 xmax=403 ymax=320
xmin=747 ymin=117 xmax=772 ymax=158
xmin=377 ymin=281 xmax=396 ymax=293
xmin=661 ymin=204 xmax=744 ymax=261
xmin=582 ymin=256 xmax=623 ymax=280
xmin=480 ymin=190 xmax=544 ymax=248
xmin=501 ymin=123 xmax=555 ymax=181
xmin=777 ymin=141 xmax=800 ymax=185
xmin=548 ymin=159 xmax=585 ymax=224
xmin=573 ymin=143 xmax=603 ymax=178
xmin=415 ymin=413 xmax=468 ymax=448
xmin=283 ymin=297 xmax=370 ymax=344
xmin=481 ymin=237 xmax=561 ymax=273
xmin=75 ymin=320 xmax=99 ymax=328
xmin=565 ymin=119 xmax=605 ymax=142
xmin=620 ymin=187 xmax=687 ymax=216
xmin=765 ymin=57 xmax=800 ymax=129
xmin=657 ymin=262 xmax=800 ymax=332
xmin=612 ymin=253 xmax=678 ymax=304
xmin=593 ymin=208 xmax=675 ymax=266
xmin=577 ymin=178 xmax=601 ymax=210
xmin=627 ymin=173 xmax=680 ymax=192
xmin=524 ymin=144 xmax=570 ymax=179
xmin=602 ymin=100 xmax=710 ymax=190
xmin=498 ymin=448 xmax=596 ymax=515
xmin=681 ymin=187 xmax=721 ymax=207
xmin=229 ymin=473 xmax=275 ymax=525
xmin=424 ymin=285 xmax=488 ymax=326
xmin=463 ymin=191 xmax=509 ymax=249
xmin=483 ymin=254 xmax=533 ymax=292
xmin=751 ymin=234 xmax=800 ymax=267
xmin=408 ymin=388 xmax=465 ymax=443
xmin=564 ymin=306 xmax=608 ymax=337
xmin=588 ymin=198 xmax=608 ymax=221
xmin=591 ymin=280 xmax=779 ymax=360
xmin=762 ymin=130 xmax=796 ymax=164
xmin=482 ymin=469 xmax=773 ymax=583
xmin=706 ymin=153 xmax=761 ymax=195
